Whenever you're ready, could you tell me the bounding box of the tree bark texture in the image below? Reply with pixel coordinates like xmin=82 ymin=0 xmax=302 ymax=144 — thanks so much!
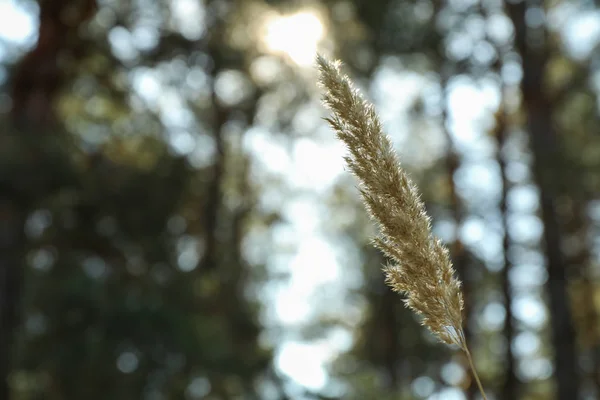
xmin=505 ymin=1 xmax=580 ymax=398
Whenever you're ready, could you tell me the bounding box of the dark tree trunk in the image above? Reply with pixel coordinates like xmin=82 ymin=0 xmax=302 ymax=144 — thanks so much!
xmin=505 ymin=2 xmax=580 ymax=398
xmin=569 ymin=196 xmax=598 ymax=393
xmin=0 ymin=204 xmax=25 ymax=400
xmin=381 ymin=284 xmax=400 ymax=389
xmin=1 ymin=1 xmax=98 ymax=397
xmin=494 ymin=104 xmax=519 ymax=399
xmin=562 ymin=178 xmax=597 ymax=393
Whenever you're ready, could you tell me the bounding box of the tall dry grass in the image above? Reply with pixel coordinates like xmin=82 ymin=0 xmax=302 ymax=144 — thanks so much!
xmin=317 ymin=55 xmax=486 ymax=399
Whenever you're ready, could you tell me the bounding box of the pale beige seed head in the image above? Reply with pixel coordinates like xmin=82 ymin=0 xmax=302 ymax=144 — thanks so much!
xmin=317 ymin=54 xmax=465 ymax=348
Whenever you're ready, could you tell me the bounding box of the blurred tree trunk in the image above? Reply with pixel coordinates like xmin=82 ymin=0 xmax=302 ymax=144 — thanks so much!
xmin=493 ymin=103 xmax=519 ymax=399
xmin=380 ymin=282 xmax=400 ymax=389
xmin=505 ymin=2 xmax=580 ymax=398
xmin=561 ymin=161 xmax=598 ymax=393
xmin=0 ymin=203 xmax=24 ymax=400
xmin=566 ymin=193 xmax=599 ymax=393
xmin=1 ymin=1 xmax=97 ymax=398
xmin=364 ymin=250 xmax=403 ymax=390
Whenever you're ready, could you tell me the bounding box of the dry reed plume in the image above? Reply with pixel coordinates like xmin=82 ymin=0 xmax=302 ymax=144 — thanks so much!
xmin=317 ymin=54 xmax=486 ymax=399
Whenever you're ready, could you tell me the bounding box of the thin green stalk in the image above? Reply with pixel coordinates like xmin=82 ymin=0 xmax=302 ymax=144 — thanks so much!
xmin=464 ymin=346 xmax=487 ymax=400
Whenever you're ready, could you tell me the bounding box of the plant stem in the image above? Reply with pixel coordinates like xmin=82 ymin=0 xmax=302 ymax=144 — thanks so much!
xmin=464 ymin=347 xmax=487 ymax=400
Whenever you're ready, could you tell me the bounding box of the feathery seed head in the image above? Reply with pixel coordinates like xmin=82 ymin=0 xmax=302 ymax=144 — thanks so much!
xmin=317 ymin=54 xmax=465 ymax=348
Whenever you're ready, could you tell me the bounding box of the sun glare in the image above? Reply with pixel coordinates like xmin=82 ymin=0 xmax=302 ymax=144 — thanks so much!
xmin=263 ymin=11 xmax=324 ymax=66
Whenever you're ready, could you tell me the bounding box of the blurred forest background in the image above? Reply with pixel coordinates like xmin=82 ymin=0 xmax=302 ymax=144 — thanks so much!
xmin=1 ymin=0 xmax=600 ymax=399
